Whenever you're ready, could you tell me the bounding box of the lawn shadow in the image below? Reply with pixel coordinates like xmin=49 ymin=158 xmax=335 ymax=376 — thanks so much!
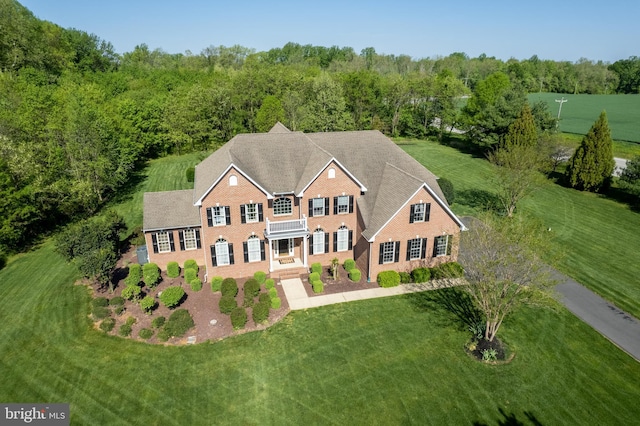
xmin=456 ymin=189 xmax=501 ymax=212
xmin=405 ymin=286 xmax=483 ymax=332
xmin=107 ymin=166 xmax=149 ymax=206
xmin=473 ymin=407 xmax=543 ymax=426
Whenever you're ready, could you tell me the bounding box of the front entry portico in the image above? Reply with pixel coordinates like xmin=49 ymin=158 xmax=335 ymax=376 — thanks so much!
xmin=265 ymin=217 xmax=309 ymax=272
xmin=275 ymin=238 xmax=294 ymax=257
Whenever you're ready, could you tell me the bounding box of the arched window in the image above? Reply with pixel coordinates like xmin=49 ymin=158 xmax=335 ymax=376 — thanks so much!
xmin=273 ymin=197 xmax=292 ymax=216
xmin=246 ymin=235 xmax=261 ymax=263
xmin=328 ymin=168 xmax=336 ymax=179
xmin=313 ymin=228 xmax=325 ymax=254
xmin=336 ymin=226 xmax=349 ymax=252
xmin=215 ymin=238 xmax=230 ymax=266
xmin=229 ymin=175 xmax=238 ymax=186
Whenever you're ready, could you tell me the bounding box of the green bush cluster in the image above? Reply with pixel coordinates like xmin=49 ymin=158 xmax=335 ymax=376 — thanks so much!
xmin=348 ymin=268 xmax=361 ymax=282
xmin=311 ymin=263 xmax=322 ymax=274
xmin=312 ymin=280 xmax=324 ymax=293
xmin=271 ymin=297 xmax=281 ymax=309
xmin=151 ymin=316 xmax=165 ymax=329
xmin=92 ymin=306 xmax=110 ymax=320
xmin=253 ymin=271 xmax=267 ymax=284
xmin=184 ymin=268 xmax=197 ymax=283
xmin=399 ymin=271 xmax=411 ymax=284
xmin=344 ymin=259 xmax=356 ymax=271
xmin=125 ymin=316 xmax=136 ymax=326
xmin=143 ymin=263 xmax=161 ymax=288
xmin=252 ymin=301 xmax=270 ymax=324
xmin=91 ymin=297 xmax=109 ymax=308
xmin=430 ymin=262 xmax=464 ymax=279
xmin=159 ymin=286 xmax=185 ymax=308
xmin=244 ymin=279 xmax=260 ymax=298
xmin=121 ymin=285 xmax=142 ymax=302
xmin=268 ymin=287 xmax=278 ymax=299
xmin=377 ymin=270 xmax=400 ymax=288
xmin=139 ymin=328 xmax=154 ymax=339
xmin=99 ymin=317 xmax=115 ymax=332
xmin=183 ymin=259 xmax=199 ymax=274
xmin=258 ymin=292 xmax=271 ymax=304
xmin=230 ymin=307 xmax=248 ymax=330
xmin=189 ymin=278 xmax=202 ymax=292
xmin=185 ymin=166 xmax=195 ymax=183
xmin=221 ymin=278 xmax=238 ymax=297
xmin=264 ymin=278 xmax=275 ymax=289
xmin=309 ymin=272 xmax=320 ymax=282
xmin=166 ymin=261 xmax=180 ymax=278
xmin=411 ymin=267 xmax=431 ymax=283
xmin=219 ymin=295 xmax=237 ymax=314
xmin=125 ymin=264 xmax=142 ymax=287
xmin=140 ymin=296 xmax=156 ymax=314
xmin=210 ymin=276 xmax=224 ymax=292
xmin=118 ymin=323 xmax=132 ymax=337
xmin=110 ymin=296 xmax=124 ymax=307
xmin=158 ymin=309 xmax=194 ymax=341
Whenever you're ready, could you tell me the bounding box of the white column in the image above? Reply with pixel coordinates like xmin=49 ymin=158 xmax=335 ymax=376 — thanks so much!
xmin=303 ymin=235 xmax=308 ymax=267
xmin=268 ymin=239 xmax=274 ymax=272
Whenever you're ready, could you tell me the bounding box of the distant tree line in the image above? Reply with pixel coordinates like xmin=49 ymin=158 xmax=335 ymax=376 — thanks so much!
xmin=0 ymin=0 xmax=636 ymax=255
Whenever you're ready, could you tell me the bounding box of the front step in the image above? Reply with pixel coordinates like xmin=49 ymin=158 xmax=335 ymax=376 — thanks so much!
xmin=271 ymin=267 xmax=308 ymax=282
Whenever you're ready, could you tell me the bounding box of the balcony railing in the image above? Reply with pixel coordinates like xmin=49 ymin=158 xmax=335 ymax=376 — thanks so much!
xmin=265 ymin=217 xmax=308 ymax=237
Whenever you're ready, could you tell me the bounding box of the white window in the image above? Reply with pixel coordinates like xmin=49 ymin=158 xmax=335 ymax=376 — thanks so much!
xmin=229 ymin=175 xmax=238 ymax=186
xmin=247 ymin=236 xmax=261 ymax=263
xmin=312 ymin=198 xmax=325 ymax=217
xmin=411 ymin=203 xmax=430 ymax=222
xmin=274 ymin=197 xmax=292 ymax=216
xmin=434 ymin=235 xmax=450 ymax=257
xmin=183 ymin=229 xmax=197 ymax=250
xmin=313 ymin=229 xmax=325 ymax=254
xmin=382 ymin=241 xmax=396 ymax=264
xmin=212 ymin=206 xmax=226 ymax=226
xmin=337 ymin=196 xmax=349 ymax=214
xmin=337 ymin=226 xmax=348 ymax=252
xmin=216 ymin=238 xmax=230 ymax=266
xmin=156 ymin=232 xmax=171 ymax=253
xmin=409 ymin=238 xmax=422 ymax=260
xmin=328 ymin=168 xmax=336 ymax=179
xmin=245 ymin=203 xmax=258 ymax=223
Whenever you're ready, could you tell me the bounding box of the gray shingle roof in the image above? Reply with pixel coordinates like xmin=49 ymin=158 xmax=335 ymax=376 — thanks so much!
xmin=143 ymin=190 xmax=201 ymax=231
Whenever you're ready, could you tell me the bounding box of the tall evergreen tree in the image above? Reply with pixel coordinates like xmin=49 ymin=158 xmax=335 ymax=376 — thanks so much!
xmin=566 ymin=111 xmax=615 ymax=191
xmin=502 ymin=103 xmax=537 ymax=148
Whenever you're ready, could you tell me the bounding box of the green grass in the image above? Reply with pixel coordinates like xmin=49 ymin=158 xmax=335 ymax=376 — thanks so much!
xmin=402 ymin=139 xmax=640 ymax=318
xmin=528 ymin=93 xmax=640 ymax=144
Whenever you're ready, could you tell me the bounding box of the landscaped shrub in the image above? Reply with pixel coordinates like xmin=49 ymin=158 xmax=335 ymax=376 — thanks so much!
xmin=99 ymin=317 xmax=115 ymax=332
xmin=140 ymin=296 xmax=156 ymax=314
xmin=139 ymin=328 xmax=154 ymax=339
xmin=121 ymin=285 xmax=142 ymax=302
xmin=253 ymin=271 xmax=267 ymax=284
xmin=91 ymin=297 xmax=109 ymax=308
xmin=114 ymin=305 xmax=125 ymax=315
xmin=268 ymin=287 xmax=278 ymax=299
xmin=210 ymin=276 xmax=224 ymax=292
xmin=348 ymin=268 xmax=361 ymax=282
xmin=271 ymin=297 xmax=282 ymax=309
xmin=221 ymin=278 xmax=238 ymax=297
xmin=110 ymin=296 xmax=124 ymax=307
xmin=167 ymin=261 xmax=180 ymax=278
xmin=399 ymin=271 xmax=411 ymax=284
xmin=125 ymin=263 xmax=142 ymax=287
xmin=219 ymin=295 xmax=237 ymax=314
xmin=309 ymin=272 xmax=320 ymax=282
xmin=252 ymin=301 xmax=270 ymax=324
xmin=125 ymin=316 xmax=137 ymax=326
xmin=431 ymin=262 xmax=465 ymax=279
xmin=184 ymin=268 xmax=197 ymax=283
xmin=244 ymin=278 xmax=260 ymax=298
xmin=159 ymin=309 xmax=194 ymax=340
xmin=151 ymin=316 xmax=165 ymax=329
xmin=264 ymin=278 xmax=275 ymax=289
xmin=118 ymin=323 xmax=132 ymax=337
xmin=159 ymin=286 xmax=185 ymax=308
xmin=377 ymin=270 xmax=400 ymax=288
xmin=183 ymin=259 xmax=199 ymax=274
xmin=438 ymin=177 xmax=455 ymax=204
xmin=344 ymin=259 xmax=356 ymax=271
xmin=312 ymin=280 xmax=324 ymax=293
xmin=92 ymin=306 xmax=110 ymax=320
xmin=411 ymin=267 xmax=431 ymax=283
xmin=186 ymin=166 xmax=195 ymax=183
xmin=258 ymin=292 xmax=271 ymax=303
xmin=230 ymin=307 xmax=248 ymax=330
xmin=189 ymin=278 xmax=202 ymax=292
xmin=311 ymin=263 xmax=322 ymax=274
xmin=143 ymin=263 xmax=161 ymax=288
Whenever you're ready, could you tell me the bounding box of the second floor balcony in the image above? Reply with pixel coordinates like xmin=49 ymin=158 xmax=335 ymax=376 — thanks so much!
xmin=265 ymin=217 xmax=309 ymax=239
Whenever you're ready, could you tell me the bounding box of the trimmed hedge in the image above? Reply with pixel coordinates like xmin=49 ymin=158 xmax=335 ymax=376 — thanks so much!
xmin=399 ymin=271 xmax=411 ymax=284
xmin=92 ymin=306 xmax=110 ymax=320
xmin=151 ymin=316 xmax=165 ymax=329
xmin=118 ymin=323 xmax=132 ymax=337
xmin=210 ymin=276 xmax=224 ymax=292
xmin=244 ymin=278 xmax=261 ymax=298
xmin=186 ymin=166 xmax=195 ymax=183
xmin=258 ymin=292 xmax=271 ymax=303
xmin=121 ymin=285 xmax=142 ymax=302
xmin=377 ymin=270 xmax=400 ymax=288
xmin=348 ymin=268 xmax=361 ymax=282
xmin=139 ymin=328 xmax=154 ymax=339
xmin=189 ymin=278 xmax=202 ymax=292
xmin=184 ymin=268 xmax=197 ymax=283
xmin=183 ymin=259 xmax=199 ymax=273
xmin=167 ymin=261 xmax=180 ymax=278
xmin=411 ymin=267 xmax=431 ymax=283
xmin=91 ymin=297 xmax=109 ymax=308
xmin=431 ymin=262 xmax=465 ymax=279
xmin=308 ymin=272 xmax=320 ymax=282
xmin=125 ymin=264 xmax=142 ymax=287
xmin=159 ymin=286 xmax=185 ymax=308
xmin=312 ymin=280 xmax=324 ymax=293
xmin=253 ymin=271 xmax=267 ymax=284
xmin=99 ymin=317 xmax=115 ymax=332
xmin=143 ymin=263 xmax=161 ymax=288
xmin=219 ymin=295 xmax=237 ymax=314
xmin=221 ymin=278 xmax=238 ymax=297
xmin=311 ymin=263 xmax=322 ymax=274
xmin=140 ymin=296 xmax=156 ymax=314
xmin=344 ymin=259 xmax=356 ymax=271
xmin=230 ymin=307 xmax=248 ymax=330
xmin=110 ymin=296 xmax=124 ymax=307
xmin=271 ymin=297 xmax=282 ymax=309
xmin=268 ymin=287 xmax=278 ymax=299
xmin=252 ymin=301 xmax=270 ymax=324
xmin=158 ymin=309 xmax=194 ymax=340
xmin=264 ymin=278 xmax=275 ymax=289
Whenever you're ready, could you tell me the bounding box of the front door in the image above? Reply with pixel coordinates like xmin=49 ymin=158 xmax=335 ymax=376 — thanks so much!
xmin=275 ymin=238 xmax=293 ymax=257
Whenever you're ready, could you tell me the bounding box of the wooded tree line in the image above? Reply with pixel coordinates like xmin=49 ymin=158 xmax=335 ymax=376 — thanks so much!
xmin=0 ymin=0 xmax=637 ymax=255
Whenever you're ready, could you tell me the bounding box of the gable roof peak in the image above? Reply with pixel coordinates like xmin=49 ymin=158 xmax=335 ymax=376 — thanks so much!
xmin=268 ymin=122 xmax=291 ymax=133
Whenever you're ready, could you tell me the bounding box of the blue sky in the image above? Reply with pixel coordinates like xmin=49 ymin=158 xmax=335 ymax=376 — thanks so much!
xmin=20 ymin=0 xmax=639 ymax=62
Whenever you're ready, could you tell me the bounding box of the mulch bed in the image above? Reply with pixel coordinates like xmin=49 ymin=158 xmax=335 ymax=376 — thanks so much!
xmin=301 ymin=266 xmax=379 ymax=297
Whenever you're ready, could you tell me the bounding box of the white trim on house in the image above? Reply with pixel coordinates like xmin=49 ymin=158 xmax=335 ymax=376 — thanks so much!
xmin=296 ymin=158 xmax=367 ymax=197
xmin=195 ymin=164 xmax=273 ymax=206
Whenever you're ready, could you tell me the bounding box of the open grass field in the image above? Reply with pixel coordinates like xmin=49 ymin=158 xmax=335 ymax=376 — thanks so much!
xmin=401 ymin=139 xmax=640 ymax=319
xmin=528 ymin=93 xmax=640 ymax=143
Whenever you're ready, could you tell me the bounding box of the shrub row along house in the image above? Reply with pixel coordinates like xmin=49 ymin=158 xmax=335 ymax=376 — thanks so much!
xmin=143 ymin=123 xmax=466 ymax=282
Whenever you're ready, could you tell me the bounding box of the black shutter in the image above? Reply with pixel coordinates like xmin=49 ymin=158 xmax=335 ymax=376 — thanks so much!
xmin=207 ymin=208 xmax=213 ymax=227
xmin=433 ymin=237 xmax=439 ymax=257
xmin=225 ymin=207 xmax=231 ymax=225
xmin=195 ymin=229 xmax=201 ymax=249
xmin=324 ymin=198 xmax=330 ymax=216
xmin=425 ymin=203 xmax=431 ymax=222
xmin=406 ymin=240 xmax=412 ymax=261
xmin=333 ymin=232 xmax=338 ymax=252
xmin=151 ymin=233 xmax=159 ymax=253
xmin=348 ymin=196 xmax=354 ymax=213
xmin=243 ymin=242 xmax=249 ymax=263
xmin=179 ymin=231 xmax=185 ymax=251
xmin=168 ymin=232 xmax=175 ymax=252
xmin=240 ymin=205 xmax=246 ymax=224
xmin=308 ymin=199 xmax=313 ymax=217
xmin=348 ymin=230 xmax=353 ymax=250
xmin=228 ymin=243 xmax=234 ymax=265
xmin=210 ymin=245 xmax=217 ymax=267
xmin=258 ymin=204 xmax=263 ymax=222
xmin=378 ymin=243 xmax=384 ymax=264
xmin=394 ymin=241 xmax=400 ymax=263
xmin=324 ymin=233 xmax=329 ymax=254
xmin=309 ymin=235 xmax=314 ymax=255
xmin=409 ymin=204 xmax=415 ymax=223
xmin=260 ymin=240 xmax=266 ymax=261
xmin=333 ymin=197 xmax=338 ymax=215
xmin=421 ymin=238 xmax=427 ymax=259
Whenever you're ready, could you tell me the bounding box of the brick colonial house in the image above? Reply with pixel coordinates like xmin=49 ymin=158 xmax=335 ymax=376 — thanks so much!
xmin=143 ymin=123 xmax=466 ymax=282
